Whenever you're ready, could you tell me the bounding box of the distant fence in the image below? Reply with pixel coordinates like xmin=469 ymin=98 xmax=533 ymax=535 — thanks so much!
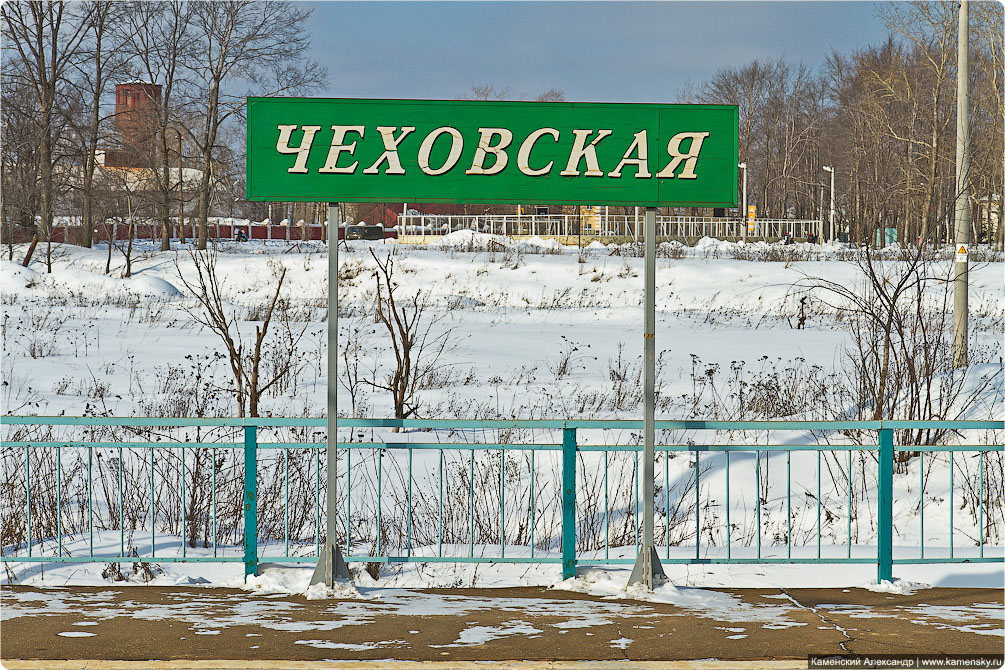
xmin=5 ymin=215 xmax=823 ymax=246
xmin=2 ymin=416 xmax=1001 ymax=584
xmin=3 ymin=220 xmax=329 ymax=245
xmin=395 ymin=214 xmax=823 ymax=241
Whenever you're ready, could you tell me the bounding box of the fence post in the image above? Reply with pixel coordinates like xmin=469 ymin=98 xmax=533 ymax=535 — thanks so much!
xmin=561 ymin=427 xmax=577 ymax=580
xmin=244 ymin=425 xmax=258 ymax=579
xmin=877 ymin=427 xmax=893 ymax=583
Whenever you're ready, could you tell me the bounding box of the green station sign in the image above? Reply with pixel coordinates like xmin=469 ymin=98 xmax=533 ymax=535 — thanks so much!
xmin=246 ymin=97 xmax=738 ymax=206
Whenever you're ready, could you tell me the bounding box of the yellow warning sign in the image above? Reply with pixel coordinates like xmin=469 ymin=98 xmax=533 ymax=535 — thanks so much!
xmin=956 ymin=244 xmax=968 ymax=262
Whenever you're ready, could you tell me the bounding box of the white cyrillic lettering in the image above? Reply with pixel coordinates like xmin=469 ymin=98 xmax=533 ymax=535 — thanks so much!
xmin=559 ymin=129 xmax=612 ymax=177
xmin=319 ymin=125 xmax=365 ymax=174
xmin=656 ymin=131 xmax=710 ymax=179
xmin=466 ymin=127 xmax=513 ymax=175
xmin=417 ymin=126 xmax=464 ymax=176
xmin=608 ymin=130 xmax=650 ymax=178
xmin=276 ymin=124 xmax=321 ymax=174
xmin=362 ymin=126 xmax=415 ymax=175
xmin=517 ymin=128 xmax=560 ymax=176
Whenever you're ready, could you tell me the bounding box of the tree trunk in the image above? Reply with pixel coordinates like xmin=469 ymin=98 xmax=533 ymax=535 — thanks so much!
xmin=124 ymin=218 xmax=134 ymax=278
xmin=22 ymin=235 xmax=38 ymax=268
xmin=160 ymin=126 xmax=172 ymax=251
xmin=38 ymin=124 xmax=54 ymax=273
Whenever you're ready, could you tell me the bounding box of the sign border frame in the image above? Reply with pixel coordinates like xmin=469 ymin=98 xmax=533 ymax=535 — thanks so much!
xmin=245 ymin=96 xmax=739 ymax=207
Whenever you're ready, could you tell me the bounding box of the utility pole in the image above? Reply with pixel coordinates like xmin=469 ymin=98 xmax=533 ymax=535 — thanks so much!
xmin=818 ymin=183 xmax=825 ymax=245
xmin=739 ymin=162 xmax=747 ymax=241
xmin=312 ymin=202 xmax=351 ymax=587
xmin=953 ymin=0 xmax=970 ymax=368
xmin=823 ymin=166 xmax=835 ymax=241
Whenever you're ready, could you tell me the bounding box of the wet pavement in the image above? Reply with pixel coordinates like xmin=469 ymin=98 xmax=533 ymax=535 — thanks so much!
xmin=2 ymin=585 xmax=1002 ymax=665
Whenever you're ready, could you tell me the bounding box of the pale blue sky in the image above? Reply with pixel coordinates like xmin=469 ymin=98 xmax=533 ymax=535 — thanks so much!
xmin=306 ymin=1 xmax=891 ymax=102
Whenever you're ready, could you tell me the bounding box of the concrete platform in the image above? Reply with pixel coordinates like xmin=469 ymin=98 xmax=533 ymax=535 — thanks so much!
xmin=2 ymin=585 xmax=1002 ymax=667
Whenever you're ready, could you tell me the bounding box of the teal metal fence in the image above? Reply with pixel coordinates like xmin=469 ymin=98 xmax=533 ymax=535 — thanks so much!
xmin=1 ymin=416 xmax=1001 ymax=584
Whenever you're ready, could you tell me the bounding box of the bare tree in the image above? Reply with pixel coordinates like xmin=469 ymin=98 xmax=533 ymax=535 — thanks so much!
xmin=0 ymin=63 xmax=42 ymax=260
xmin=124 ymin=0 xmax=197 ymax=252
xmin=66 ymin=1 xmax=133 ymax=249
xmin=188 ymin=0 xmax=326 ymax=249
xmin=1 ymin=0 xmax=92 ymax=271
xmin=874 ymin=1 xmax=959 ymax=245
xmin=971 ymin=0 xmax=1004 ymax=250
xmin=535 ymin=88 xmax=566 ymax=102
xmin=367 ymin=250 xmax=452 ymax=421
xmin=100 ymin=162 xmax=157 ymax=278
xmin=794 ymin=247 xmax=1001 ymax=445
xmin=464 ymin=82 xmax=511 ymax=101
xmin=176 ymin=249 xmax=308 ymax=417
xmin=697 ymin=58 xmax=822 ymax=220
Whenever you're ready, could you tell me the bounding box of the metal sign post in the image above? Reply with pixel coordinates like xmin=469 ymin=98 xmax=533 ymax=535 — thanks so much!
xmin=628 ymin=206 xmax=667 ymax=589
xmin=311 ymin=203 xmax=351 ymax=586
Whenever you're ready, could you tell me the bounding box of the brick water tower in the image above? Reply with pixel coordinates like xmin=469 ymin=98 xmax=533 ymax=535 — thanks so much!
xmin=105 ymin=81 xmax=161 ymax=167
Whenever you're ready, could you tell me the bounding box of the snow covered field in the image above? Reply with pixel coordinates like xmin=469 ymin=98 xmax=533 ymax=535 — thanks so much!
xmin=3 ymin=234 xmax=1001 ymax=419
xmin=1 ymin=234 xmax=1003 ymax=590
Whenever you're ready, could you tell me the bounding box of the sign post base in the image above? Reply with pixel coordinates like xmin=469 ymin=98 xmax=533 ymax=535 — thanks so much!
xmin=310 ymin=543 xmax=352 ymax=586
xmin=627 ymin=545 xmax=667 ymax=590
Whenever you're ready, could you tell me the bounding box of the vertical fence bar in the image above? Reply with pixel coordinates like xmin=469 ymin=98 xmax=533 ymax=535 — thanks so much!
xmin=243 ymin=426 xmax=258 ymax=579
xmin=949 ymin=451 xmax=954 ymax=559
xmin=376 ymin=448 xmax=383 ymax=558
xmin=408 ymin=447 xmax=413 ymax=558
xmin=786 ymin=449 xmax=791 ymax=560
xmin=151 ymin=448 xmax=156 ymax=558
xmin=877 ymin=429 xmax=893 ymax=583
xmin=88 ymin=446 xmax=93 ymax=557
xmin=755 ymin=450 xmax=761 ymax=559
xmin=314 ymin=446 xmax=320 ymax=557
xmin=530 ymin=449 xmax=536 ymax=559
xmin=817 ymin=449 xmax=821 ymax=560
xmin=499 ymin=449 xmax=504 ymax=557
xmin=437 ymin=449 xmax=443 ymax=557
xmin=118 ymin=446 xmax=123 ymax=557
xmin=695 ymin=449 xmax=700 ymax=559
xmin=919 ymin=452 xmax=924 ymax=559
xmin=25 ymin=446 xmax=30 ymax=557
xmin=665 ymin=450 xmax=670 ymax=559
xmin=979 ymin=449 xmax=984 ymax=558
xmin=634 ymin=450 xmax=639 ymax=552
xmin=604 ymin=450 xmax=609 ymax=560
xmin=469 ymin=449 xmax=474 ymax=558
xmin=561 ymin=428 xmax=577 ymax=580
xmin=346 ymin=447 xmax=351 ymax=554
xmin=847 ymin=450 xmax=852 ymax=559
xmin=212 ymin=446 xmax=218 ymax=558
xmin=726 ymin=451 xmax=730 ymax=560
xmin=285 ymin=448 xmax=290 ymax=557
xmin=180 ymin=447 xmax=187 ymax=557
xmin=57 ymin=447 xmax=62 ymax=557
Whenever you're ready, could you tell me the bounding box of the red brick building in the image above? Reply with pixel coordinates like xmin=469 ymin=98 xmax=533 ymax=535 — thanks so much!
xmin=102 ymin=81 xmax=161 ymax=168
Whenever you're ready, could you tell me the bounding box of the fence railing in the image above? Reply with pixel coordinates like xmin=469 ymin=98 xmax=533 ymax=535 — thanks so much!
xmin=1 ymin=417 xmax=1001 ymax=584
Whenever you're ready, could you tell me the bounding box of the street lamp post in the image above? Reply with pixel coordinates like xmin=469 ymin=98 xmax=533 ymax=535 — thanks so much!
xmin=738 ymin=162 xmax=747 ymax=240
xmin=822 ymin=166 xmax=835 ymax=242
